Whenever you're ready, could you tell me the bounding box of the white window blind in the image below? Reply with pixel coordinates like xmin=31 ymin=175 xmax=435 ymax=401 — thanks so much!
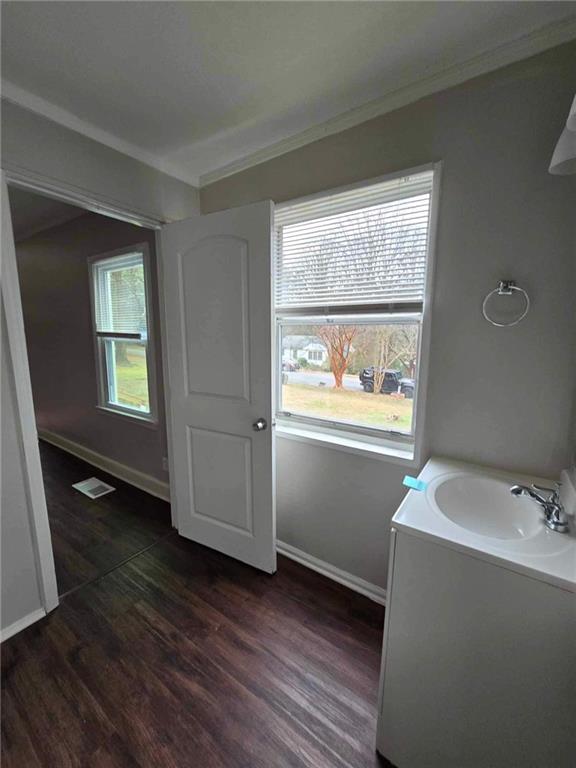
xmin=275 ymin=171 xmax=433 ymax=310
xmin=92 ymin=252 xmax=148 ymax=337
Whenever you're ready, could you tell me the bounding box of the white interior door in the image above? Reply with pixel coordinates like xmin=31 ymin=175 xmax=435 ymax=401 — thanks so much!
xmin=161 ymin=201 xmax=276 ymax=573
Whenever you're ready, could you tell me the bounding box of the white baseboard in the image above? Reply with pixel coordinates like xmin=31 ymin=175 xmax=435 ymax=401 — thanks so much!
xmin=38 ymin=430 xmax=171 ymax=503
xmin=276 ymin=540 xmax=386 ymax=605
xmin=1 ymin=607 xmax=46 ymax=642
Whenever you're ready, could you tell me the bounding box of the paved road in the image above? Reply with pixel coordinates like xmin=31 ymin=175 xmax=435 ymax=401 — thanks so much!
xmin=284 ymin=370 xmax=363 ymax=392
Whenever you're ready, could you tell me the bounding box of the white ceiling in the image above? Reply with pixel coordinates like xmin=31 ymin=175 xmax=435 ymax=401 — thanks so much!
xmin=2 ymin=2 xmax=576 ymax=187
xmin=8 ymin=186 xmax=85 ymax=241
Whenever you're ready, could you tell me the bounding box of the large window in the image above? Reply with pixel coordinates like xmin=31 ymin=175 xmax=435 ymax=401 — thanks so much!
xmin=275 ymin=169 xmax=435 ymax=448
xmin=90 ymin=247 xmax=155 ymax=421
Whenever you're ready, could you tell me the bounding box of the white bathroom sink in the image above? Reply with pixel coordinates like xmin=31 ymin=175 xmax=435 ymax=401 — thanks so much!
xmin=431 ymin=473 xmax=541 ymax=540
xmin=391 ymin=458 xmax=576 ymax=592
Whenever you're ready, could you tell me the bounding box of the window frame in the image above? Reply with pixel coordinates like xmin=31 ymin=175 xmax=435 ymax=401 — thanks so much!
xmin=88 ymin=243 xmax=158 ymax=426
xmin=273 ymin=162 xmax=441 ymax=464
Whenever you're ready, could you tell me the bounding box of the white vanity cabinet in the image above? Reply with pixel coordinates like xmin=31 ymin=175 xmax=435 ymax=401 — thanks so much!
xmin=376 ymin=460 xmax=576 ymax=768
xmin=377 ymin=529 xmax=575 ymax=767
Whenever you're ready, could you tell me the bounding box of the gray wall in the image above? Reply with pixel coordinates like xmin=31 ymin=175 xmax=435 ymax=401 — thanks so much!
xmin=1 ymin=299 xmax=44 ymax=632
xmin=15 ymin=212 xmax=169 ymax=482
xmin=202 ymin=42 xmax=576 ymax=589
xmin=1 ymin=100 xmax=199 ymax=222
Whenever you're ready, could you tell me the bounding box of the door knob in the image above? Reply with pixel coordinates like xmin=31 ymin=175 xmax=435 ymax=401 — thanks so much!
xmin=252 ymin=417 xmax=267 ymax=432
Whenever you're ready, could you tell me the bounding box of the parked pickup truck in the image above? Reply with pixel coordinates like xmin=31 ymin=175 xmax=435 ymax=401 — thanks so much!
xmin=358 ymin=368 xmax=415 ymax=398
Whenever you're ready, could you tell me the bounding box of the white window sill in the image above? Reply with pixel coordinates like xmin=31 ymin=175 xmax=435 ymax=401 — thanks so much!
xmin=275 ymin=421 xmax=417 ymax=466
xmin=96 ymin=405 xmax=158 ymax=430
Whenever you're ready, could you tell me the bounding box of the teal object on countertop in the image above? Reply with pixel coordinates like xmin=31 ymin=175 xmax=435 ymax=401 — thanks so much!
xmin=403 ymin=476 xmax=427 ymax=492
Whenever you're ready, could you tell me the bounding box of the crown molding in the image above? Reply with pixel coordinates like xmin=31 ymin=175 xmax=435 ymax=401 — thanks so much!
xmin=1 ymin=81 xmax=200 ymax=187
xmin=2 ymin=16 xmax=575 ymax=192
xmin=199 ymin=16 xmax=576 ymax=187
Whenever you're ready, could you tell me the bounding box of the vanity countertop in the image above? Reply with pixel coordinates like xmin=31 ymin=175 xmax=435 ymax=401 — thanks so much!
xmin=393 ymin=458 xmax=576 ymax=592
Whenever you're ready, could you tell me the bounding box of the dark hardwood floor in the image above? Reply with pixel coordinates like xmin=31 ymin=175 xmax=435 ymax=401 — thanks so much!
xmin=2 ymin=531 xmax=387 ymax=767
xmin=39 ymin=441 xmax=173 ymax=595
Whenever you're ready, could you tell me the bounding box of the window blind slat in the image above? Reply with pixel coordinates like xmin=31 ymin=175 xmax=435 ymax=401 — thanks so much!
xmin=275 ymin=173 xmax=433 ymax=227
xmin=93 ymin=252 xmax=148 ymax=335
xmin=277 ymin=201 xmax=431 ymax=237
xmin=275 ymin=171 xmax=433 ymax=309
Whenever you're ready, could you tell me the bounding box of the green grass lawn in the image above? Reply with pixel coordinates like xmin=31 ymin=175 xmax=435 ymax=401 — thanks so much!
xmin=112 ymin=352 xmax=412 ymax=429
xmin=114 ymin=345 xmax=150 ymax=411
xmin=282 ymin=382 xmax=413 ymax=430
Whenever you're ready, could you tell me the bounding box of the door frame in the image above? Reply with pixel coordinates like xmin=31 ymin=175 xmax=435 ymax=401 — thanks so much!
xmin=1 ymin=168 xmax=180 ymax=621
xmin=2 ymin=173 xmax=59 ymax=616
xmin=152 ymin=225 xmax=183 ymax=531
xmin=3 ymin=168 xmax=165 ymax=230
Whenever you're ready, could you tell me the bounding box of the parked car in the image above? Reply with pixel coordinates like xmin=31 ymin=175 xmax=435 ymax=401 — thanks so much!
xmin=359 ymin=368 xmax=415 ymax=398
xmin=282 ymin=360 xmax=300 ymax=372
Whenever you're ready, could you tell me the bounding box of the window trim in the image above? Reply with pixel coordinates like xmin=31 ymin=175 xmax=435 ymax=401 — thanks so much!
xmin=88 ymin=243 xmax=159 ymax=425
xmin=273 ymin=161 xmax=442 ymax=465
xmin=275 ymin=421 xmax=417 ymax=466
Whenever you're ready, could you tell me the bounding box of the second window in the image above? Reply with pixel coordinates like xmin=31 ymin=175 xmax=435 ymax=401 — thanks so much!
xmin=90 ymin=247 xmax=155 ymax=420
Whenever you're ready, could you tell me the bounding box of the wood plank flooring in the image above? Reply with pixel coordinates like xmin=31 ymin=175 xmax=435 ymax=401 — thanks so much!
xmin=39 ymin=441 xmax=173 ymax=595
xmin=3 ymin=444 xmax=389 ymax=767
xmin=2 ymin=539 xmax=387 ymax=767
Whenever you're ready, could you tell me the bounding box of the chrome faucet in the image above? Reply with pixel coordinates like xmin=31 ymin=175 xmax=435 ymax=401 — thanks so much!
xmin=510 ymin=482 xmax=569 ymax=534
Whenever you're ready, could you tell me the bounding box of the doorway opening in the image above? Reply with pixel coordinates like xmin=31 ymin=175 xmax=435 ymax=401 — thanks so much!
xmin=7 ymin=184 xmax=173 ymax=597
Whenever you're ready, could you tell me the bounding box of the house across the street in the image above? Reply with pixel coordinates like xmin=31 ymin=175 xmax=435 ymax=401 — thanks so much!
xmin=282 ymin=335 xmax=328 ymax=365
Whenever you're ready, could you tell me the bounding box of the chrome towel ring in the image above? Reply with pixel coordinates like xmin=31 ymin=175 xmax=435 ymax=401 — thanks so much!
xmin=482 ymin=280 xmax=530 ymax=327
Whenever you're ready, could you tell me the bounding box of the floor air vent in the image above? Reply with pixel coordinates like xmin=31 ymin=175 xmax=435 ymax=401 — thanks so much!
xmin=72 ymin=477 xmax=115 ymax=499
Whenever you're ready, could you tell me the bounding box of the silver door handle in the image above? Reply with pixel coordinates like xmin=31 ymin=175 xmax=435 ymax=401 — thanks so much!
xmin=252 ymin=418 xmax=267 ymax=432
